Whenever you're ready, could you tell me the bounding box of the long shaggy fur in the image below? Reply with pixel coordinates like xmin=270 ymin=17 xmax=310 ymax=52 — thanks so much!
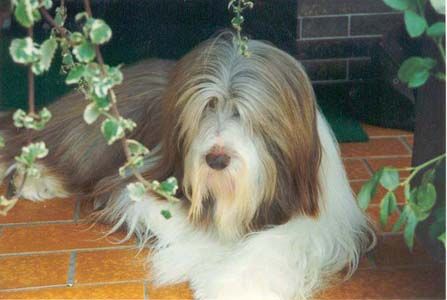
xmin=0 ymin=33 xmax=374 ymax=300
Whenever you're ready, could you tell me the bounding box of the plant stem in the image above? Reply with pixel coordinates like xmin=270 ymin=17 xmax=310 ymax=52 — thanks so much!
xmin=400 ymin=153 xmax=446 ymax=185
xmin=27 ymin=26 xmax=35 ymax=116
xmin=81 ymin=0 xmax=177 ymax=202
xmin=39 ymin=7 xmax=67 ymax=37
xmin=436 ymin=38 xmax=446 ymax=65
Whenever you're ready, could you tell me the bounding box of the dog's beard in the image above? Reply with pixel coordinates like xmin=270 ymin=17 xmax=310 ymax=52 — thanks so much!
xmin=182 ymin=112 xmax=276 ymax=241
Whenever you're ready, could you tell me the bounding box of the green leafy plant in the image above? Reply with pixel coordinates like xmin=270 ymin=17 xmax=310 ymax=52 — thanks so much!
xmin=359 ymin=154 xmax=445 ymax=249
xmin=384 ymin=0 xmax=445 ymax=87
xmin=228 ymin=0 xmax=253 ymax=56
xmin=359 ymin=0 xmax=445 ymax=250
xmin=1 ymin=0 xmax=254 ymax=217
xmin=1 ymin=0 xmax=180 ymax=217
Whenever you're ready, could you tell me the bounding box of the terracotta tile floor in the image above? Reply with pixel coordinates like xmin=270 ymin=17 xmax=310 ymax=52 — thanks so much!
xmin=0 ymin=124 xmax=445 ymax=300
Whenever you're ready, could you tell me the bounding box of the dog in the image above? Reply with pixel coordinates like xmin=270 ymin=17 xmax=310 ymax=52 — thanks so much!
xmin=0 ymin=33 xmax=374 ymax=300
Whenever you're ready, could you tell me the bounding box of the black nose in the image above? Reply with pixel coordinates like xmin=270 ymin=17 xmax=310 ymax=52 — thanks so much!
xmin=205 ymin=153 xmax=231 ymax=170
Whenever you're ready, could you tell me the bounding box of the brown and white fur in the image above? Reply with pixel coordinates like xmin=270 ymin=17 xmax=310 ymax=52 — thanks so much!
xmin=0 ymin=33 xmax=374 ymax=300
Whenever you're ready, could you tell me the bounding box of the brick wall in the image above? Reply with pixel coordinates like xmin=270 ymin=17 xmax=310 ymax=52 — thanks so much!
xmin=296 ymin=0 xmax=404 ymax=84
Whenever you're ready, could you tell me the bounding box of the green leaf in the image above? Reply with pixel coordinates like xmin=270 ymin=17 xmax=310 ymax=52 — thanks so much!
xmin=398 ymin=57 xmax=437 ymax=88
xmin=54 ymin=6 xmax=66 ymax=27
xmin=429 ymin=0 xmax=446 ymax=14
xmin=36 ymin=37 xmax=57 ymax=73
xmin=92 ymin=95 xmax=110 ymax=110
xmin=357 ymin=181 xmax=374 ymax=211
xmin=421 ymin=168 xmax=436 ymax=185
xmin=392 ymin=205 xmax=409 ymax=232
xmin=83 ymin=103 xmax=101 ymax=124
xmin=380 ymin=191 xmax=398 ymax=226
xmin=161 ymin=209 xmax=172 ymax=219
xmin=69 ymin=32 xmax=85 ymax=45
xmin=404 ymin=183 xmax=411 ymax=200
xmin=429 ymin=207 xmax=445 ymax=241
xmin=73 ymin=40 xmax=96 ymax=63
xmin=89 ymin=19 xmax=112 ymax=45
xmin=231 ymin=15 xmax=244 ymax=30
xmin=62 ymin=53 xmax=74 ymax=66
xmin=404 ymin=210 xmax=419 ymax=250
xmin=0 ymin=135 xmax=4 ymax=148
xmin=380 ymin=192 xmax=391 ymax=226
xmin=159 ymin=177 xmax=179 ymax=196
xmin=14 ymin=142 xmax=49 ymax=178
xmin=9 ymin=37 xmax=40 ymax=64
xmin=358 ymin=170 xmax=383 ymax=210
xmin=438 ymin=232 xmax=446 ymax=246
xmin=127 ymin=139 xmax=149 ymax=157
xmin=65 ymin=65 xmax=85 ymax=84
xmin=75 ymin=12 xmax=89 ymax=22
xmin=379 ymin=167 xmax=400 ymax=190
xmin=127 ymin=182 xmax=147 ymax=202
xmin=404 ymin=10 xmax=428 ymax=37
xmin=383 ymin=0 xmax=410 ymax=10
xmin=409 ymin=201 xmax=431 ymax=221
xmin=416 ymin=183 xmax=437 ymax=211
xmin=427 ymin=22 xmax=445 ymax=36
xmin=41 ymin=0 xmax=52 ymax=9
xmin=14 ymin=0 xmax=38 ymax=27
xmin=101 ymin=118 xmax=124 ymax=145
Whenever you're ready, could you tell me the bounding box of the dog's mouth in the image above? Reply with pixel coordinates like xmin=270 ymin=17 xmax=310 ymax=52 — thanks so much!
xmin=206 ymin=169 xmax=236 ymax=196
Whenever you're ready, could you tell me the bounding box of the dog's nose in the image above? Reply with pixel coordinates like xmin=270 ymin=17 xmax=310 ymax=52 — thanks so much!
xmin=205 ymin=152 xmax=231 ymax=170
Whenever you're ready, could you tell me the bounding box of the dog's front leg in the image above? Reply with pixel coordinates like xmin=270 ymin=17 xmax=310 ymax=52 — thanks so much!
xmin=189 ymin=223 xmax=317 ymax=300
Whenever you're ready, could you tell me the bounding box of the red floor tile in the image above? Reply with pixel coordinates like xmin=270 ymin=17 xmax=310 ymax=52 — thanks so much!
xmin=340 ymin=137 xmax=411 ymax=158
xmin=147 ymin=283 xmax=193 ymax=300
xmin=75 ymin=248 xmax=149 ymax=284
xmin=317 ymin=265 xmax=445 ymax=299
xmin=0 ymin=223 xmax=135 ymax=254
xmin=0 ymin=253 xmax=70 ymax=289
xmin=370 ymin=235 xmax=439 ymax=268
xmin=366 ymin=157 xmax=412 ymax=179
xmin=0 ymin=198 xmax=76 ymax=224
xmin=343 ymin=159 xmax=371 ymax=180
xmin=0 ymin=282 xmax=145 ymax=299
xmin=362 ymin=124 xmax=413 ymax=138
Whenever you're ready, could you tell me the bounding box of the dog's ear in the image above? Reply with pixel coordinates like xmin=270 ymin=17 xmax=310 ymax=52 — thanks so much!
xmin=252 ymin=54 xmax=322 ymax=229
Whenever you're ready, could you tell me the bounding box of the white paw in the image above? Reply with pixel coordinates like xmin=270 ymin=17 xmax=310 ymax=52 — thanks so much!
xmin=193 ymin=279 xmax=282 ymax=300
xmin=13 ymin=164 xmax=70 ymax=201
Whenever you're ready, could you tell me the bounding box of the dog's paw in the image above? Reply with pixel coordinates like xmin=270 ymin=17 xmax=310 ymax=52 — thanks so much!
xmin=193 ymin=278 xmax=282 ymax=300
xmin=12 ymin=164 xmax=70 ymax=201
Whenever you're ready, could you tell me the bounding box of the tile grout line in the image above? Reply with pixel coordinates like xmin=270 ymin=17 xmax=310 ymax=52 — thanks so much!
xmin=297 ymin=11 xmax=402 ymax=19
xmin=343 ymin=156 xmax=414 ymax=161
xmin=301 ymin=56 xmax=371 ymax=63
xmin=0 ymin=219 xmax=75 ymax=228
xmin=0 ymin=244 xmax=138 ymax=258
xmin=347 ymin=15 xmax=351 ymax=37
xmin=362 ymin=159 xmax=375 ymax=177
xmin=73 ymin=197 xmax=82 ymax=222
xmin=297 ymin=34 xmax=382 ymax=41
xmin=399 ymin=136 xmax=413 ymax=154
xmin=66 ymin=251 xmax=77 ymax=287
xmin=0 ymin=280 xmax=146 ymax=293
xmin=144 ymin=280 xmax=149 ymax=300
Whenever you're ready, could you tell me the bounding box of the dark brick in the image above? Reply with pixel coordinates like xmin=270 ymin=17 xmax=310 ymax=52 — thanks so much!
xmin=298 ymin=0 xmax=393 ymax=16
xmin=301 ymin=16 xmax=348 ymax=38
xmin=348 ymin=58 xmax=376 ymax=80
xmin=301 ymin=59 xmax=347 ymax=81
xmin=296 ymin=37 xmax=381 ymax=59
xmin=351 ymin=14 xmax=403 ymax=36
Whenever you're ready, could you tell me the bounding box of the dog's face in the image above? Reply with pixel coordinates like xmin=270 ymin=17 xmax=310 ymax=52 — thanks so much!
xmin=154 ymin=35 xmax=322 ymax=240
